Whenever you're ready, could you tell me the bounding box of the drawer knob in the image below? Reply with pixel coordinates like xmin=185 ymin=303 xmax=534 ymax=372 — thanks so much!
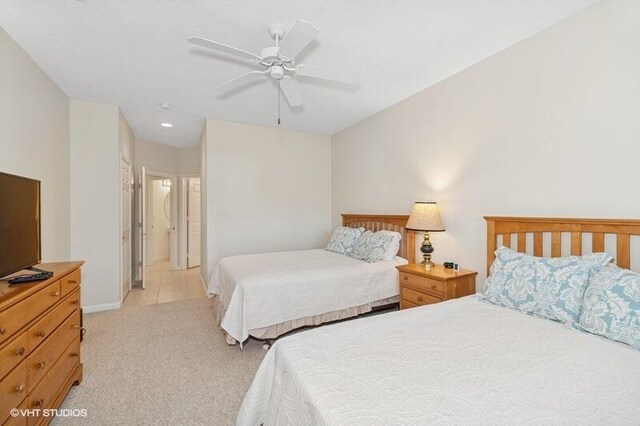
xmin=0 ymin=327 xmax=6 ymax=335
xmin=15 ymin=384 xmax=25 ymax=393
xmin=70 ymin=352 xmax=79 ymax=358
xmin=71 ymin=300 xmax=79 ymax=306
xmin=15 ymin=347 xmax=25 ymax=356
xmin=33 ymin=398 xmax=44 ymax=408
xmin=68 ymin=280 xmax=77 ymax=284
xmin=36 ymin=361 xmax=47 ymax=369
xmin=403 ymin=276 xmax=408 ymax=281
xmin=52 ymin=290 xmax=60 ymax=297
xmin=417 ymin=296 xmax=423 ymax=302
xmin=73 ymin=324 xmax=81 ymax=330
xmin=35 ymin=330 xmax=46 ymax=338
xmin=431 ymin=285 xmax=436 ymax=289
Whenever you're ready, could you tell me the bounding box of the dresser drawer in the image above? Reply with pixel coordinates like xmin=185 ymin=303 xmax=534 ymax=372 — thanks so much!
xmin=0 ymin=360 xmax=28 ymax=424
xmin=24 ymin=281 xmax=62 ymax=326
xmin=0 ymin=302 xmax=26 ymax=346
xmin=27 ymin=289 xmax=80 ymax=353
xmin=60 ymin=269 xmax=81 ymax=297
xmin=401 ymin=287 xmax=442 ymax=307
xmin=27 ymin=308 xmax=80 ymax=393
xmin=27 ymin=337 xmax=80 ymax=426
xmin=0 ymin=334 xmax=28 ymax=380
xmin=399 ymin=272 xmax=445 ymax=297
xmin=3 ymin=398 xmax=28 ymax=426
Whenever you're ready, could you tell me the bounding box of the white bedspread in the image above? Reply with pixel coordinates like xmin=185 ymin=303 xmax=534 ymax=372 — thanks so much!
xmin=207 ymin=249 xmax=406 ymax=344
xmin=238 ymin=296 xmax=640 ymax=425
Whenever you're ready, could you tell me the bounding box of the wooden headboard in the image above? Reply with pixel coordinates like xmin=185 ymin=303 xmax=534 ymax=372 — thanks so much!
xmin=342 ymin=214 xmax=415 ymax=263
xmin=485 ymin=216 xmax=640 ymax=275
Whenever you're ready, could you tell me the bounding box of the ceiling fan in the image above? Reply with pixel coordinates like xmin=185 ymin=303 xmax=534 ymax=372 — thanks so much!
xmin=188 ymin=20 xmax=360 ymax=118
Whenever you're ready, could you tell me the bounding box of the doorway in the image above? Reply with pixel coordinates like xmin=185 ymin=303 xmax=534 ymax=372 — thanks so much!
xmin=147 ymin=178 xmax=172 ymax=265
xmin=120 ymin=155 xmax=133 ymax=303
xmin=181 ymin=176 xmax=201 ymax=269
xmin=126 ymin=169 xmax=204 ymax=307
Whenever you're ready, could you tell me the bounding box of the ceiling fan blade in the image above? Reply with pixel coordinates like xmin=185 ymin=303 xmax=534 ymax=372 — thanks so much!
xmin=296 ymin=64 xmax=360 ymax=85
xmin=214 ymin=70 xmax=269 ymax=91
xmin=188 ymin=36 xmax=261 ymax=62
xmin=278 ymin=20 xmax=319 ymax=60
xmin=279 ymin=76 xmax=303 ymax=107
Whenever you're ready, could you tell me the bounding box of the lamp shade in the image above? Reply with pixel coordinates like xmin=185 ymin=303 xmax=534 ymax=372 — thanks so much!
xmin=406 ymin=202 xmax=445 ymax=232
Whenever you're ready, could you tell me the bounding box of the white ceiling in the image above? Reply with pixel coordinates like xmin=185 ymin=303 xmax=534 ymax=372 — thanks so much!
xmin=0 ymin=0 xmax=597 ymax=147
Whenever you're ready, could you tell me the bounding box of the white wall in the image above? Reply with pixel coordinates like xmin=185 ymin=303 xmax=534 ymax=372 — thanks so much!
xmin=70 ymin=100 xmax=121 ymax=309
xmin=0 ymin=27 xmax=70 ymax=262
xmin=204 ymin=119 xmax=331 ymax=283
xmin=331 ymin=0 xmax=640 ymax=285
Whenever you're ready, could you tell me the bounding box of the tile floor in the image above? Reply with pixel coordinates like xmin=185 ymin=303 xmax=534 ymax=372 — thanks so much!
xmin=123 ymin=260 xmax=205 ymax=307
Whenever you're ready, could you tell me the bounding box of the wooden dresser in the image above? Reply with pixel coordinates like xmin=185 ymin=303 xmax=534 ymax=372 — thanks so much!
xmin=0 ymin=262 xmax=84 ymax=426
xmin=397 ymin=263 xmax=477 ymax=309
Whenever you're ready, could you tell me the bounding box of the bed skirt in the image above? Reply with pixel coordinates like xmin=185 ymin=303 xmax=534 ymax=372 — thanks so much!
xmin=211 ymin=295 xmax=399 ymax=345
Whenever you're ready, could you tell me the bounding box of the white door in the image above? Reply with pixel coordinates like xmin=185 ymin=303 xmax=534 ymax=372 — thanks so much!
xmin=187 ymin=177 xmax=201 ymax=268
xmin=120 ymin=157 xmax=133 ymax=301
xmin=139 ymin=166 xmax=147 ymax=289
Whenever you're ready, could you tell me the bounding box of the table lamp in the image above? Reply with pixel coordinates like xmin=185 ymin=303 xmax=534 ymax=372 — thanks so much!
xmin=406 ymin=202 xmax=445 ymax=267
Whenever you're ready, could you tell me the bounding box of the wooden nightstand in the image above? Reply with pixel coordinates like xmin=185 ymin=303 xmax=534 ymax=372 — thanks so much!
xmin=396 ymin=264 xmax=477 ymax=309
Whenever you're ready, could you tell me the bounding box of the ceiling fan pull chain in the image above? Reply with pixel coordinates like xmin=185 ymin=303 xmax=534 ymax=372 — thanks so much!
xmin=277 ymin=80 xmax=281 ymax=125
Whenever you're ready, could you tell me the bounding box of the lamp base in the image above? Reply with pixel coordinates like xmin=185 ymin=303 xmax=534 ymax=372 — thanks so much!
xmin=421 ymin=256 xmax=434 ymax=268
xmin=419 ymin=231 xmax=435 ymax=268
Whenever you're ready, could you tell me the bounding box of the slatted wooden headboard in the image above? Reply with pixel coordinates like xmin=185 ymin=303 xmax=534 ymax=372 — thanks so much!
xmin=485 ymin=216 xmax=640 ymax=275
xmin=342 ymin=214 xmax=415 ymax=263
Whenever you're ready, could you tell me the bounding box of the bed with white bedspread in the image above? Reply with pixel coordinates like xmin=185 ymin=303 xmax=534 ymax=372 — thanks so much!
xmin=237 ymin=216 xmax=640 ymax=425
xmin=208 ymin=248 xmax=407 ymax=345
xmin=207 ymin=214 xmax=415 ymax=345
xmin=237 ymin=296 xmax=640 ymax=425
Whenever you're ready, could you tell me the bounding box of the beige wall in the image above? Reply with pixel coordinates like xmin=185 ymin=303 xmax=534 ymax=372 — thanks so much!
xmin=331 ymin=0 xmax=640 ymax=284
xmin=204 ymin=119 xmax=331 ymax=284
xmin=178 ymin=146 xmax=201 ymax=175
xmin=70 ymin=100 xmax=121 ymax=310
xmin=199 ymin=124 xmax=209 ymax=286
xmin=0 ymin=27 xmax=71 ymax=262
xmin=119 ymin=109 xmax=136 ymax=164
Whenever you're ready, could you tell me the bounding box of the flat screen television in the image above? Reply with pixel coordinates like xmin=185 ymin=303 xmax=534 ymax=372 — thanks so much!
xmin=0 ymin=172 xmax=41 ymax=278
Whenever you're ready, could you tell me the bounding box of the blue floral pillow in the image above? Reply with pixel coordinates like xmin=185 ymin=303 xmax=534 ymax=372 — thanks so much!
xmin=349 ymin=231 xmax=395 ymax=263
xmin=326 ymin=226 xmax=364 ymax=255
xmin=580 ymin=264 xmax=640 ymax=350
xmin=481 ymin=247 xmax=612 ymax=326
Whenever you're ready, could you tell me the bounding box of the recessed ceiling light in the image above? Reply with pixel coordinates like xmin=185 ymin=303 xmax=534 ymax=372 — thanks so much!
xmin=161 ymin=122 xmax=173 ymax=128
xmin=159 ymin=103 xmax=171 ymax=110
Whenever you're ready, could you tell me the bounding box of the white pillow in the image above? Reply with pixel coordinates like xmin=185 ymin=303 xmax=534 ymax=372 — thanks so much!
xmin=375 ymin=230 xmax=402 ymax=261
xmin=326 ymin=226 xmax=364 ymax=255
xmin=350 ymin=231 xmax=396 ymax=263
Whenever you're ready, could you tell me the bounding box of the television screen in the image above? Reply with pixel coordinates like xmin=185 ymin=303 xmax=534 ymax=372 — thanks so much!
xmin=0 ymin=172 xmax=41 ymax=278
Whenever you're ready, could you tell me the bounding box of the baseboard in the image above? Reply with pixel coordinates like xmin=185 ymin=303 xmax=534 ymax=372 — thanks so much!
xmin=82 ymin=302 xmax=121 ymax=313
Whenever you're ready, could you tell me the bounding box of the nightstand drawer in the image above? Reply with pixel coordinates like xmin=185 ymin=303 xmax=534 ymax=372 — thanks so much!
xmin=402 ymin=287 xmax=441 ymax=306
xmin=399 ymin=272 xmax=444 ymax=297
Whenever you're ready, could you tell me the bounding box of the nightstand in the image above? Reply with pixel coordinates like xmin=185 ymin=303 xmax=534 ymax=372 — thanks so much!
xmin=396 ymin=264 xmax=477 ymax=309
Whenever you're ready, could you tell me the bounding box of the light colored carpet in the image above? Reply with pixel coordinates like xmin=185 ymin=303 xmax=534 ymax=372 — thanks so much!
xmin=55 ymin=298 xmax=266 ymax=425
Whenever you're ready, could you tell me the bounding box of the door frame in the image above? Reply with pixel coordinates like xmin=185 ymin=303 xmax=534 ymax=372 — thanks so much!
xmin=144 ymin=169 xmax=179 ymax=271
xmin=119 ymin=153 xmax=133 ymax=303
xmin=180 ymin=174 xmax=201 ymax=269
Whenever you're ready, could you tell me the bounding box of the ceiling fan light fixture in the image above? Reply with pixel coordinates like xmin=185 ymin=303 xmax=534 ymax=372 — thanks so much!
xmin=187 ymin=19 xmax=360 ymax=122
